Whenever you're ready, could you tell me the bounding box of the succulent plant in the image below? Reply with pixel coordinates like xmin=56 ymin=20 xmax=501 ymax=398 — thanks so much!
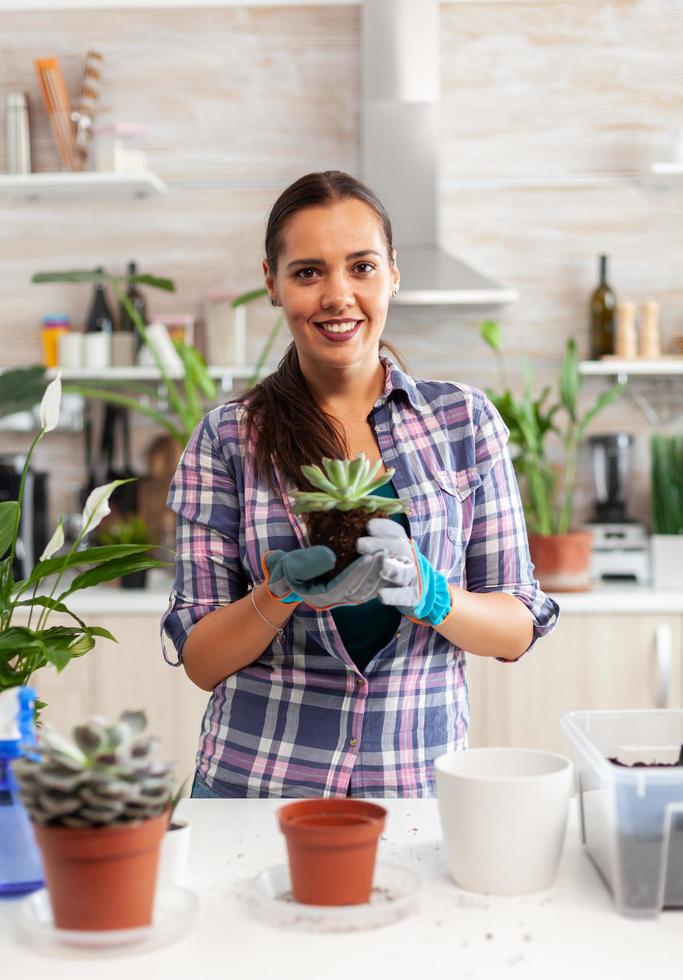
xmin=13 ymin=710 xmax=176 ymax=828
xmin=291 ymin=453 xmax=409 ymax=516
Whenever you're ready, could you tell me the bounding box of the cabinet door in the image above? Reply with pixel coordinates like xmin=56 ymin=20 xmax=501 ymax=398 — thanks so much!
xmin=17 ymin=612 xmax=208 ymax=788
xmin=465 ymin=614 xmax=683 ymax=757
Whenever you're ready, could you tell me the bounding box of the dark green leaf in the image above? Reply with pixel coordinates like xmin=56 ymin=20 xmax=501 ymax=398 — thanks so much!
xmin=0 ymin=366 xmax=47 ymax=421
xmin=32 ymin=269 xmax=108 ymax=284
xmin=558 ymin=338 xmax=580 ymax=421
xmin=16 ymin=544 xmax=152 ymax=592
xmin=0 ymin=501 xmax=19 ymax=557
xmin=128 ymin=274 xmax=176 ymax=292
xmin=61 ymin=556 xmax=168 ymax=595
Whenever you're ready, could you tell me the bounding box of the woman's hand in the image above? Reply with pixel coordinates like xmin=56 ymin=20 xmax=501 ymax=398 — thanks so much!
xmin=356 ymin=519 xmax=453 ymax=626
xmin=263 ymin=546 xmax=387 ymax=610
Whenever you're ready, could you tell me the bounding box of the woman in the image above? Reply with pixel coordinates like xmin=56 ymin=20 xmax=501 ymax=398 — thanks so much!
xmin=161 ymin=170 xmax=559 ymax=799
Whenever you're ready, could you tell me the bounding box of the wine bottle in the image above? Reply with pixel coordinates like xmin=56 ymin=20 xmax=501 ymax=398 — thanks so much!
xmin=86 ymin=268 xmax=114 ymax=333
xmin=84 ymin=267 xmax=113 ymax=369
xmin=589 ymin=254 xmax=617 ymax=359
xmin=119 ymin=260 xmax=148 ymax=355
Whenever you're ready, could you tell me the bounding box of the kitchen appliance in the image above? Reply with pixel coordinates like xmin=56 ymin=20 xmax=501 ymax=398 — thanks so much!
xmin=360 ymin=0 xmax=517 ymax=306
xmin=584 ymin=434 xmax=650 ymax=584
xmin=0 ymin=456 xmax=49 ymax=581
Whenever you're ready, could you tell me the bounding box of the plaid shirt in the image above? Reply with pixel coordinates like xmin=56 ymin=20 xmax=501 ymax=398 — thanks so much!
xmin=161 ymin=356 xmax=559 ymax=798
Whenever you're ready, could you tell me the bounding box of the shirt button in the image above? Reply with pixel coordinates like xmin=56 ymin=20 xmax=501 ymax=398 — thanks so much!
xmin=396 ymin=631 xmax=402 ymax=638
xmin=356 ymin=677 xmax=365 ymax=687
xmin=349 ymin=737 xmax=358 ymax=747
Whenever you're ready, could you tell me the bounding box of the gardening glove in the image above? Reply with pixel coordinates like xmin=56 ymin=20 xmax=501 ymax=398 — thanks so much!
xmin=262 ymin=546 xmax=337 ymax=604
xmin=355 ymin=518 xmax=454 ymax=627
xmin=292 ymin=551 xmax=389 ymax=611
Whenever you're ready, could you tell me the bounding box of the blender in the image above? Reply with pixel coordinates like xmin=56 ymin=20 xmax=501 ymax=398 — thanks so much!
xmin=585 ymin=434 xmax=650 ymax=584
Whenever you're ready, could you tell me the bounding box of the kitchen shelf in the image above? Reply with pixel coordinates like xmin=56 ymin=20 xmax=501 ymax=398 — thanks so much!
xmin=0 ymin=171 xmax=167 ymax=202
xmin=579 ymin=359 xmax=683 ymax=425
xmin=579 ymin=358 xmax=683 ymax=377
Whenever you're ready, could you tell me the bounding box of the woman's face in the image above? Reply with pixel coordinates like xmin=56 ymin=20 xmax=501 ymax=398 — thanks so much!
xmin=263 ymin=197 xmax=399 ymax=371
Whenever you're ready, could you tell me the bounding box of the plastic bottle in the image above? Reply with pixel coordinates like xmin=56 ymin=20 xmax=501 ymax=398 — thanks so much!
xmin=0 ymin=686 xmax=44 ymax=897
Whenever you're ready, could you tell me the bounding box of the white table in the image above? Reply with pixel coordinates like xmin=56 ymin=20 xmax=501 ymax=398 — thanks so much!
xmin=1 ymin=799 xmax=680 ymax=978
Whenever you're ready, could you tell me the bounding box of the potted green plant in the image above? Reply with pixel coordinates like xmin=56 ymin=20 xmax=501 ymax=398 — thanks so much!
xmin=649 ymin=434 xmax=683 ymax=590
xmin=290 ymin=454 xmax=411 ymax=583
xmin=277 ymin=799 xmax=387 ymax=906
xmin=96 ymin=515 xmax=151 ymax=589
xmin=480 ymin=321 xmax=623 ymax=591
xmin=13 ymin=709 xmax=176 ymax=930
xmin=0 ymin=374 xmax=167 ymax=713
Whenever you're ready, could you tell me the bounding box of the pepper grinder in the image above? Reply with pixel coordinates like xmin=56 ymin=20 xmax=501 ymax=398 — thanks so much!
xmin=638 ymin=299 xmax=661 ymax=359
xmin=5 ymin=93 xmax=31 ymax=174
xmin=614 ymin=301 xmax=637 ymax=359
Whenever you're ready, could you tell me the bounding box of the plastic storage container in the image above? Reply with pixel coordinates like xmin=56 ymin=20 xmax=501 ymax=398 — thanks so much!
xmin=561 ymin=709 xmax=683 ymax=918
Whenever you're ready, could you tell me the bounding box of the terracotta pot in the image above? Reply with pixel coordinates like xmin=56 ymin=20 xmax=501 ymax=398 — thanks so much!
xmin=277 ymin=799 xmax=387 ymax=906
xmin=528 ymin=530 xmax=593 ymax=592
xmin=32 ymin=811 xmax=169 ymax=931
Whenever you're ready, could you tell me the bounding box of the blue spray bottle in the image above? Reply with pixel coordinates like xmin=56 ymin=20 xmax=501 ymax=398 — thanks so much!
xmin=0 ymin=686 xmax=44 ymax=897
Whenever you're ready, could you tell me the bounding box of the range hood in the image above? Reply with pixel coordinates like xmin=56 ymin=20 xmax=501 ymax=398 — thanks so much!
xmin=360 ymin=0 xmax=518 ymax=307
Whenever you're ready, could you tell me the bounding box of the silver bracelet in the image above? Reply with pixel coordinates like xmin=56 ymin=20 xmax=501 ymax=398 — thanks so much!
xmin=250 ymin=586 xmax=286 ymax=647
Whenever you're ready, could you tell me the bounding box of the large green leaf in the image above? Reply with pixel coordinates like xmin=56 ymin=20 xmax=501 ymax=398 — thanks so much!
xmin=13 ymin=595 xmax=89 ymax=631
xmin=0 ymin=501 xmax=19 ymax=557
xmin=577 ymin=383 xmax=624 ymax=441
xmin=16 ymin=544 xmax=152 ymax=592
xmin=60 ymin=556 xmax=168 ymax=596
xmin=558 ymin=338 xmax=580 ymax=421
xmin=0 ymin=365 xmax=47 ymax=421
xmin=32 ymin=270 xmax=175 ymax=292
xmin=480 ymin=320 xmax=502 ymax=352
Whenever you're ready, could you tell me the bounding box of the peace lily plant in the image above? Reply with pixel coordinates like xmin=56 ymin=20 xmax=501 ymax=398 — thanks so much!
xmin=0 ymin=374 xmax=166 ymax=709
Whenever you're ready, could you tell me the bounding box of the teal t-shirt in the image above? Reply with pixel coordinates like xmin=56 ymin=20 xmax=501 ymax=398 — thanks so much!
xmin=331 ymin=480 xmax=410 ymax=674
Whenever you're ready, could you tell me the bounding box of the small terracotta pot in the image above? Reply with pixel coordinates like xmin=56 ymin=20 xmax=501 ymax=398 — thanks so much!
xmin=528 ymin=530 xmax=593 ymax=592
xmin=277 ymin=799 xmax=387 ymax=906
xmin=32 ymin=810 xmax=169 ymax=931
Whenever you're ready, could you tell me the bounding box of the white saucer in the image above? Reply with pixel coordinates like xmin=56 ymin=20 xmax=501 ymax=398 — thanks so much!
xmin=248 ymin=860 xmax=420 ymax=932
xmin=16 ymin=885 xmax=198 ymax=955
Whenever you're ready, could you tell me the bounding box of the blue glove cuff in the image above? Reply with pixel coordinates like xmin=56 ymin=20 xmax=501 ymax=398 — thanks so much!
xmin=410 ymin=549 xmax=452 ymax=626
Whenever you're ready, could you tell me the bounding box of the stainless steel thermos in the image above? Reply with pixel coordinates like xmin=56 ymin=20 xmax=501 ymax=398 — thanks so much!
xmin=5 ymin=92 xmax=32 ymax=174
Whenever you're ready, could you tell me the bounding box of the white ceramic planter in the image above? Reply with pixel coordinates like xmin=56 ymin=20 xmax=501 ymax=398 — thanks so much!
xmin=435 ymin=748 xmax=573 ymax=896
xmin=157 ymin=820 xmax=191 ymax=890
xmin=650 ymin=535 xmax=683 ymax=590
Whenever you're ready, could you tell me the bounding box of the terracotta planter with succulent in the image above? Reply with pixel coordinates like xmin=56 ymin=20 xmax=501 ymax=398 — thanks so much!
xmin=290 ymin=454 xmax=410 ymax=582
xmin=13 ymin=710 xmax=176 ymax=931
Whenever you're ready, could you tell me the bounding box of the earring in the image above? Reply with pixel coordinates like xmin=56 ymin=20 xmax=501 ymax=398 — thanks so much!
xmin=271 ymin=298 xmax=278 ymax=307
xmin=391 ymin=288 xmax=399 ymax=298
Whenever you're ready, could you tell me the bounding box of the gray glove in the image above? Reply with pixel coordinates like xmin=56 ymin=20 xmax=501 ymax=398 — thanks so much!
xmin=356 ymin=518 xmax=453 ymax=626
xmin=293 ymin=551 xmax=388 ymax=610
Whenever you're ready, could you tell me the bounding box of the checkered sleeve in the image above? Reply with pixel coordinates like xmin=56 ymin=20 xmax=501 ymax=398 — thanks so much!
xmin=466 ymin=390 xmax=560 ymax=661
xmin=160 ymin=409 xmax=247 ymax=666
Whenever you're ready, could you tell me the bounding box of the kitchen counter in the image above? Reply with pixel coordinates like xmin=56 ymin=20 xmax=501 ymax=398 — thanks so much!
xmin=0 ymin=798 xmax=678 ymax=978
xmin=46 ymin=583 xmax=683 ymax=616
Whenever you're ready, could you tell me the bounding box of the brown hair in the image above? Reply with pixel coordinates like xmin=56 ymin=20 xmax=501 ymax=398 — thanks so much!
xmin=234 ymin=170 xmax=409 ymax=492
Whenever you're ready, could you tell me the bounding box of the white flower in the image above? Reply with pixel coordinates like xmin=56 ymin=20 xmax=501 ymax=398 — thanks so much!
xmin=39 ymin=373 xmax=62 ymax=432
xmin=40 ymin=517 xmax=64 ymax=561
xmin=81 ymin=480 xmax=127 ymax=536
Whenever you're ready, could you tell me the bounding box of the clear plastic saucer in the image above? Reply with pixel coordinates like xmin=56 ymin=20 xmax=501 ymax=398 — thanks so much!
xmin=15 ymin=885 xmax=198 ymax=955
xmin=248 ymin=860 xmax=420 ymax=932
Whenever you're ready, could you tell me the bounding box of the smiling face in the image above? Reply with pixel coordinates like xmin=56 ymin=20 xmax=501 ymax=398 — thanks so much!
xmin=263 ymin=197 xmax=399 ymax=374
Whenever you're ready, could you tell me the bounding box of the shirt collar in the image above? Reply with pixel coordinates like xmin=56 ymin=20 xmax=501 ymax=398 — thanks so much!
xmin=377 ymin=353 xmax=426 ymax=414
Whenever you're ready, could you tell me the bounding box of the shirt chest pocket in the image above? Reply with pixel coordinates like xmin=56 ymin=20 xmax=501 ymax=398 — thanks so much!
xmin=433 ymin=468 xmax=482 ymax=543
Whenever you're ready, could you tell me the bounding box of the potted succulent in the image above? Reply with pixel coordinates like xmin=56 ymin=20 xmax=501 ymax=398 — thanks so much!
xmin=480 ymin=321 xmax=623 ymax=591
xmin=13 ymin=709 xmax=176 ymax=930
xmin=649 ymin=434 xmax=683 ymax=590
xmin=96 ymin=514 xmax=151 ymax=589
xmin=0 ymin=375 xmax=167 ymax=714
xmin=290 ymin=454 xmax=410 ymax=582
xmin=277 ymin=799 xmax=387 ymax=906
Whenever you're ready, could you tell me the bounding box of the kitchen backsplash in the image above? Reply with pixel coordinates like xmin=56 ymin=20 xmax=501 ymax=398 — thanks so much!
xmin=1 ymin=0 xmax=682 ymax=530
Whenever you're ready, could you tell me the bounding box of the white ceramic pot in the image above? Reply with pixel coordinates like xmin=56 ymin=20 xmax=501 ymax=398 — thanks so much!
xmin=650 ymin=535 xmax=683 ymax=590
xmin=157 ymin=819 xmax=191 ymax=890
xmin=435 ymin=747 xmax=573 ymax=895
